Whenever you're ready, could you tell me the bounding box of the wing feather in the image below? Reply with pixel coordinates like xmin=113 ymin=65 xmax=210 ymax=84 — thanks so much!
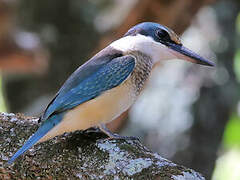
xmin=42 ymin=54 xmax=135 ymax=121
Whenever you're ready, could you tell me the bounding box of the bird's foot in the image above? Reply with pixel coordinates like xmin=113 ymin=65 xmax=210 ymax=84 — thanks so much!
xmin=106 ymin=133 xmax=139 ymax=141
xmin=98 ymin=124 xmax=139 ymax=141
xmin=83 ymin=127 xmax=101 ymax=133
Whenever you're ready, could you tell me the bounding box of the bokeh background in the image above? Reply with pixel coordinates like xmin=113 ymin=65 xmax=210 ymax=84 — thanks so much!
xmin=0 ymin=0 xmax=239 ymax=179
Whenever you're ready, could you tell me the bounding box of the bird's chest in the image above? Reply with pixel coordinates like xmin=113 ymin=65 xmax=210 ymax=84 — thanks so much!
xmin=129 ymin=52 xmax=153 ymax=95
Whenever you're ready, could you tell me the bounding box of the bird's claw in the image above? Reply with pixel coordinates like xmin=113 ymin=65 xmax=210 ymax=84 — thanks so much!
xmin=83 ymin=127 xmax=101 ymax=133
xmin=106 ymin=134 xmax=140 ymax=141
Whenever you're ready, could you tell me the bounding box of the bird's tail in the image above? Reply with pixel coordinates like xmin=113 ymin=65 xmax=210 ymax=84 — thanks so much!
xmin=8 ymin=113 xmax=63 ymax=164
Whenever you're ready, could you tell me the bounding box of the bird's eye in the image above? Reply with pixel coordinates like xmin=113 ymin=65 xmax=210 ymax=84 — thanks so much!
xmin=156 ymin=29 xmax=170 ymax=40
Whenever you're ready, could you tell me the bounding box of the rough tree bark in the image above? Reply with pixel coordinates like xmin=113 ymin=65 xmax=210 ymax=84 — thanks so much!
xmin=0 ymin=113 xmax=204 ymax=180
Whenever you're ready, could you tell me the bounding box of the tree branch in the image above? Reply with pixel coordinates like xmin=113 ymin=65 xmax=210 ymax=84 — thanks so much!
xmin=0 ymin=113 xmax=204 ymax=179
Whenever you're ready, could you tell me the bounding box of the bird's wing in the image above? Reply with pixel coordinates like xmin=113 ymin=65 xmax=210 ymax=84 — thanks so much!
xmin=42 ymin=54 xmax=135 ymax=121
xmin=8 ymin=52 xmax=135 ymax=164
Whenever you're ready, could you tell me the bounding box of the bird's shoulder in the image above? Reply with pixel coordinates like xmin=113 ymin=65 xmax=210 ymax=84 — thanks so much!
xmin=58 ymin=47 xmax=123 ymax=94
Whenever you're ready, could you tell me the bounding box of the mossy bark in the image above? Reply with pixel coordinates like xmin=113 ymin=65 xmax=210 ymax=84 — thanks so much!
xmin=0 ymin=113 xmax=204 ymax=180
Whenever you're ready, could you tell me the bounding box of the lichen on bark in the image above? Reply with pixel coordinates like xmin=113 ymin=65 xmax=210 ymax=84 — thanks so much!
xmin=0 ymin=113 xmax=204 ymax=179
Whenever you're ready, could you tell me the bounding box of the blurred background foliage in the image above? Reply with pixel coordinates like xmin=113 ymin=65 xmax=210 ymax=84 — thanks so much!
xmin=0 ymin=0 xmax=240 ymax=179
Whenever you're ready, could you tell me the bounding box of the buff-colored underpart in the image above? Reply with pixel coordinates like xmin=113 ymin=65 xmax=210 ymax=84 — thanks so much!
xmin=39 ymin=78 xmax=136 ymax=142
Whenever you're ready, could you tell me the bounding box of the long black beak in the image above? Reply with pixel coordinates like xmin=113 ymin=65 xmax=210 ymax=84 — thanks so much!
xmin=168 ymin=43 xmax=215 ymax=67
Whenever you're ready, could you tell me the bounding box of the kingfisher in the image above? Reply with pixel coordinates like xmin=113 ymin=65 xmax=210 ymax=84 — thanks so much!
xmin=8 ymin=22 xmax=214 ymax=164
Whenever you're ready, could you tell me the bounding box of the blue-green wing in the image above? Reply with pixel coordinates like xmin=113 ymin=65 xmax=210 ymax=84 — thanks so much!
xmin=42 ymin=55 xmax=135 ymax=120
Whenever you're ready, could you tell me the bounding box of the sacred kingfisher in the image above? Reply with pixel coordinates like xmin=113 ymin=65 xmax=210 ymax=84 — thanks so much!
xmin=8 ymin=22 xmax=214 ymax=164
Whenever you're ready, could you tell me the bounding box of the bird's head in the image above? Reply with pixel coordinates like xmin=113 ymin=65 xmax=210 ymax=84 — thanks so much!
xmin=110 ymin=22 xmax=214 ymax=66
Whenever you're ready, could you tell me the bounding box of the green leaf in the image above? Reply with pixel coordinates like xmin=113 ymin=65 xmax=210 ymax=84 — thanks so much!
xmin=223 ymin=114 xmax=240 ymax=148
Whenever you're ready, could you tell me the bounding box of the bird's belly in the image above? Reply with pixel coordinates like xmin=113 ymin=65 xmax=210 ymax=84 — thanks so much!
xmin=41 ymin=79 xmax=136 ymax=141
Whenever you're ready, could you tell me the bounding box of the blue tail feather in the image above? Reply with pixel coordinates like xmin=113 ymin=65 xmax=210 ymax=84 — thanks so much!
xmin=8 ymin=113 xmax=63 ymax=164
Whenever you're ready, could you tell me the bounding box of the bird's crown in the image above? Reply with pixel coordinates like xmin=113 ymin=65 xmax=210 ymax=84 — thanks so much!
xmin=124 ymin=22 xmax=182 ymax=46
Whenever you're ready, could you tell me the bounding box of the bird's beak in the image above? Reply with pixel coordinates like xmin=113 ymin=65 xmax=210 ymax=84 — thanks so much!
xmin=168 ymin=43 xmax=215 ymax=66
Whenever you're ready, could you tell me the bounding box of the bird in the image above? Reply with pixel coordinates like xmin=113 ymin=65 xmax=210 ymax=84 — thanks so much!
xmin=8 ymin=22 xmax=214 ymax=164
